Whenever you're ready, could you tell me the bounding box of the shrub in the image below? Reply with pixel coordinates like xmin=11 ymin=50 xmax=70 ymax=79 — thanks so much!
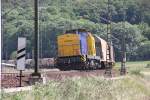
xmin=145 ymin=63 xmax=150 ymax=68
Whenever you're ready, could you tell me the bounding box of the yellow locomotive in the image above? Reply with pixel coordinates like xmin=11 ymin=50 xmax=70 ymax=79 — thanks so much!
xmin=56 ymin=29 xmax=114 ymax=70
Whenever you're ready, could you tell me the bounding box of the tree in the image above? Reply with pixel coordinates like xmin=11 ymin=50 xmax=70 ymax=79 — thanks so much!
xmin=2 ymin=0 xmax=150 ymax=61
xmin=112 ymin=22 xmax=145 ymax=61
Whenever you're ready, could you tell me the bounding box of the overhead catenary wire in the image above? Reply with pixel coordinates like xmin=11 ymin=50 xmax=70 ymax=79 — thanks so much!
xmin=2 ymin=1 xmax=27 ymax=60
xmin=3 ymin=0 xmax=127 ymax=72
xmin=2 ymin=1 xmax=18 ymax=17
xmin=86 ymin=1 xmax=127 ymax=74
xmin=82 ymin=1 xmax=112 ymax=24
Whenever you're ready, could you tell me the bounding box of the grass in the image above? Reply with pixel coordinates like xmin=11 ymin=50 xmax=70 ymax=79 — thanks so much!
xmin=115 ymin=61 xmax=150 ymax=68
xmin=1 ymin=61 xmax=150 ymax=100
xmin=115 ymin=61 xmax=150 ymax=75
xmin=1 ymin=76 xmax=150 ymax=100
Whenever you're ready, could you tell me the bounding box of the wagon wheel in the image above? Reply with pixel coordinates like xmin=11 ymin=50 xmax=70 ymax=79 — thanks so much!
xmin=96 ymin=61 xmax=101 ymax=69
xmin=86 ymin=60 xmax=90 ymax=70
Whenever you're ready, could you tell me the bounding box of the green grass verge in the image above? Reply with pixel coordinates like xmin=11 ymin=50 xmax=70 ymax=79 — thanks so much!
xmin=1 ymin=61 xmax=150 ymax=100
xmin=1 ymin=76 xmax=150 ymax=100
xmin=115 ymin=61 xmax=150 ymax=68
xmin=114 ymin=61 xmax=150 ymax=76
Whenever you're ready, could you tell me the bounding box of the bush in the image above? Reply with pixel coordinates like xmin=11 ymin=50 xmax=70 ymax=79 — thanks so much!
xmin=10 ymin=51 xmax=17 ymax=60
xmin=145 ymin=63 xmax=150 ymax=68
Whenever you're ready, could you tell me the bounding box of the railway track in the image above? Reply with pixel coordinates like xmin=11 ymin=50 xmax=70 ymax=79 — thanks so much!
xmin=1 ymin=73 xmax=30 ymax=88
xmin=1 ymin=69 xmax=119 ymax=88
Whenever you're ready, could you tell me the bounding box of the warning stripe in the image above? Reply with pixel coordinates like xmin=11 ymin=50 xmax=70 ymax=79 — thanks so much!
xmin=17 ymin=48 xmax=25 ymax=54
xmin=17 ymin=48 xmax=26 ymax=60
xmin=17 ymin=54 xmax=25 ymax=60
xmin=17 ymin=51 xmax=25 ymax=58
xmin=81 ymin=56 xmax=86 ymax=61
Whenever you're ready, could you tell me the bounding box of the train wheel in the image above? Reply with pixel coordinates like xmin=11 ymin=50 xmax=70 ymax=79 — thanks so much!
xmin=86 ymin=60 xmax=90 ymax=70
xmin=95 ymin=61 xmax=101 ymax=69
xmin=101 ymin=62 xmax=106 ymax=69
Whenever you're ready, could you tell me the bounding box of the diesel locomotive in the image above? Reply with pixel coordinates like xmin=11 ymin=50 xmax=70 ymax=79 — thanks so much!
xmin=55 ymin=29 xmax=114 ymax=70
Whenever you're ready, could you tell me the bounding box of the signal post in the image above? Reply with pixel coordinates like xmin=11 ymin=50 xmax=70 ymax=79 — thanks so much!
xmin=29 ymin=0 xmax=45 ymax=85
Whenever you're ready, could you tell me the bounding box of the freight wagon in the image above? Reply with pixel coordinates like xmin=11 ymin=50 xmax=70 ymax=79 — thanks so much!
xmin=55 ymin=29 xmax=114 ymax=70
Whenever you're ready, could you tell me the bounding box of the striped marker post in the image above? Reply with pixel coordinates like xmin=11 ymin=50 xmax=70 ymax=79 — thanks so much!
xmin=17 ymin=37 xmax=26 ymax=87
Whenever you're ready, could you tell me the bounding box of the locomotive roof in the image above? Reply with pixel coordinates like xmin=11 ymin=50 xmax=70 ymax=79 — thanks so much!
xmin=65 ymin=29 xmax=90 ymax=33
xmin=94 ymin=34 xmax=107 ymax=43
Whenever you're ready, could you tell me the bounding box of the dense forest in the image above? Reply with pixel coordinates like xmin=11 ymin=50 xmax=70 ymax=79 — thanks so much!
xmin=2 ymin=0 xmax=150 ymax=61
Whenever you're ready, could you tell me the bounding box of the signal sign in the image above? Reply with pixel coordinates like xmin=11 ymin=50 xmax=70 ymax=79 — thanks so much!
xmin=17 ymin=37 xmax=26 ymax=71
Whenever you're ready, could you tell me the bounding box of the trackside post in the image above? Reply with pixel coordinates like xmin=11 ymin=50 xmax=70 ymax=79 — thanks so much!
xmin=17 ymin=37 xmax=26 ymax=87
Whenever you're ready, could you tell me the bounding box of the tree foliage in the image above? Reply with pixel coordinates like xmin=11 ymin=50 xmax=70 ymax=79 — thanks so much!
xmin=2 ymin=0 xmax=150 ymax=61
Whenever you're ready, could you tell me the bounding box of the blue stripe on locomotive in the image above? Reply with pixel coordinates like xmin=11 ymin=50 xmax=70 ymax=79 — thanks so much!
xmin=79 ymin=32 xmax=88 ymax=55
